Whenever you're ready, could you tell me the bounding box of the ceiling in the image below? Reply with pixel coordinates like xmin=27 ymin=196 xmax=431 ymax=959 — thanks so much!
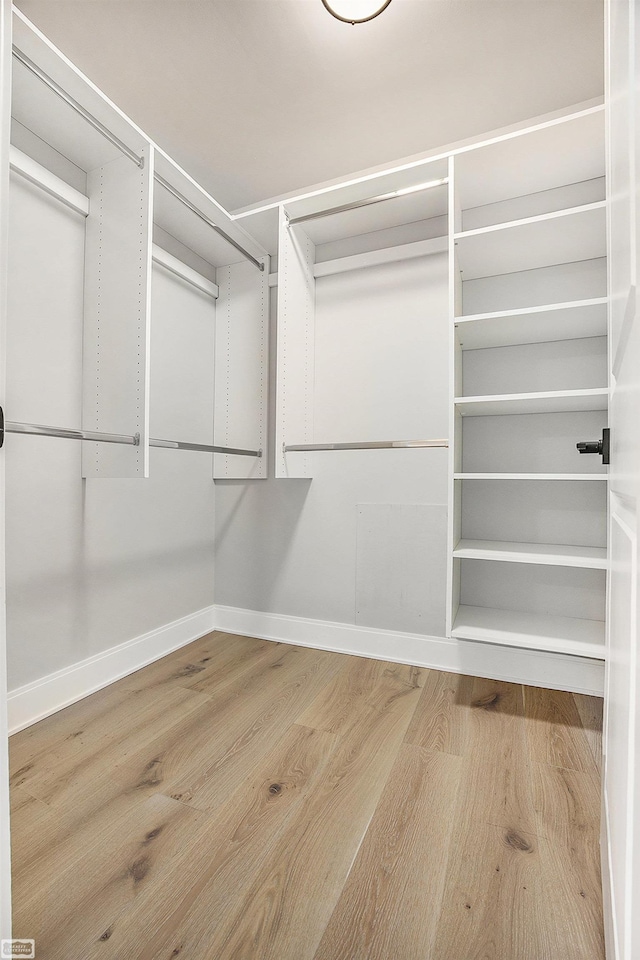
xmin=15 ymin=0 xmax=605 ymax=214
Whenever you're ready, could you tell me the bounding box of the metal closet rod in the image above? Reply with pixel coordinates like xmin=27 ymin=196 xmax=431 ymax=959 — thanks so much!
xmin=12 ymin=48 xmax=145 ymax=169
xmin=283 ymin=439 xmax=449 ymax=452
xmin=150 ymin=437 xmax=262 ymax=457
xmin=154 ymin=175 xmax=265 ymax=272
xmin=11 ymin=50 xmax=264 ymax=274
xmin=4 ymin=421 xmax=261 ymax=458
xmin=286 ymin=177 xmax=449 ymax=226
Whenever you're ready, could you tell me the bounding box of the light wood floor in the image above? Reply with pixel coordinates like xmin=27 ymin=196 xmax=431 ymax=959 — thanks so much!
xmin=9 ymin=633 xmax=605 ymax=960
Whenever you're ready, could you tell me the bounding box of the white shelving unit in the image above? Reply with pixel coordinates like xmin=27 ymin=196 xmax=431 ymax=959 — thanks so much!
xmin=447 ymin=104 xmax=608 ymax=658
xmin=275 ymin=157 xmax=450 ymax=479
xmin=8 ymin=7 xmax=269 ymax=482
xmin=267 ymin=99 xmax=609 ymax=668
xmin=11 ymin=12 xmax=153 ymax=479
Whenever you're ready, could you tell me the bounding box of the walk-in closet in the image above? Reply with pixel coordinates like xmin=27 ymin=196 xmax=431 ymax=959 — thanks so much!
xmin=0 ymin=1 xmax=638 ymax=958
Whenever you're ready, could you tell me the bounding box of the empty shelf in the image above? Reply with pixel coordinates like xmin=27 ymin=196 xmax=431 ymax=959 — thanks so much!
xmin=454 ymin=298 xmax=608 ymax=350
xmin=454 ymin=202 xmax=606 ymax=280
xmin=454 ymin=388 xmax=608 ymax=416
xmin=451 ymin=604 xmax=606 ymax=658
xmin=453 ymin=539 xmax=607 ymax=568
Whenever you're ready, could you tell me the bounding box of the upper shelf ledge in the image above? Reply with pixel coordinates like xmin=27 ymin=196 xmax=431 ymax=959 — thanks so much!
xmin=454 ymin=388 xmax=608 ymax=416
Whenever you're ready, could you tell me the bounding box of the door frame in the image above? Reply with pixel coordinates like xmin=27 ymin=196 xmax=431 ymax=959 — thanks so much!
xmin=0 ymin=0 xmax=12 ymax=941
xmin=602 ymin=0 xmax=638 ymax=957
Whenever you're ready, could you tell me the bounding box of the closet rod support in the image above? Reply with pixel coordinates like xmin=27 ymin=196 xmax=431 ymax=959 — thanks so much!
xmin=150 ymin=437 xmax=262 ymax=457
xmin=283 ymin=439 xmax=449 ymax=452
xmin=12 ymin=48 xmax=145 ymax=169
xmin=286 ymin=177 xmax=448 ymax=226
xmin=154 ymin=175 xmax=265 ymax=272
xmin=5 ymin=420 xmax=140 ymax=445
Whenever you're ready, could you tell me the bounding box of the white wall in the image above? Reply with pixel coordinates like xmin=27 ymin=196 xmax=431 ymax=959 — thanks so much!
xmin=214 ymin=251 xmax=450 ymax=636
xmin=5 ymin=174 xmax=217 ymax=690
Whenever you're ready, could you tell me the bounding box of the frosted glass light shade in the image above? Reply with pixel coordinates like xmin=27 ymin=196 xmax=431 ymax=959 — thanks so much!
xmin=321 ymin=0 xmax=393 ymax=24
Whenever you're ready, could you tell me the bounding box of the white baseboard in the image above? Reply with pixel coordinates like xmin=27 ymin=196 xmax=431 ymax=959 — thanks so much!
xmin=601 ymin=789 xmax=619 ymax=960
xmin=7 ymin=606 xmax=216 ymax=734
xmin=213 ymin=604 xmax=605 ymax=697
xmin=8 ymin=602 xmax=605 ymax=735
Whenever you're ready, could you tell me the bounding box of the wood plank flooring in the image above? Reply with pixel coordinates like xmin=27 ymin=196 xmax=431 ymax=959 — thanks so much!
xmin=9 ymin=632 xmax=605 ymax=960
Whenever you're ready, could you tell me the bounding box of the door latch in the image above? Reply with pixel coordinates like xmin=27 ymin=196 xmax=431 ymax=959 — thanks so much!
xmin=577 ymin=427 xmax=609 ymax=465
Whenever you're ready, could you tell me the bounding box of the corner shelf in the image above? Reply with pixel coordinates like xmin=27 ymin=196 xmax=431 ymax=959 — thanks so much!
xmin=454 ymin=388 xmax=608 ymax=416
xmin=452 ymin=539 xmax=607 ymax=569
xmin=454 ymin=297 xmax=608 ymax=349
xmin=451 ymin=605 xmax=606 ymax=659
xmin=454 ymin=201 xmax=606 ymax=280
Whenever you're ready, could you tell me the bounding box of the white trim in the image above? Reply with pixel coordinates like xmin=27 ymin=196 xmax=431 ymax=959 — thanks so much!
xmin=0 ymin=0 xmax=13 ymax=939
xmin=602 ymin=788 xmax=619 ymax=960
xmin=212 ymin=604 xmax=605 ymax=696
xmin=7 ymin=605 xmax=216 ymax=734
xmin=231 ymin=101 xmax=605 ymax=220
xmin=151 ymin=245 xmax=219 ymax=299
xmin=6 ymin=603 xmax=606 ymax=736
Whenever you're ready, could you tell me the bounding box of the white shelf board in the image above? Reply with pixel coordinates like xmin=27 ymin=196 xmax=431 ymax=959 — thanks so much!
xmin=454 ymin=473 xmax=608 ymax=481
xmin=454 ymin=298 xmax=608 ymax=349
xmin=451 ymin=604 xmax=606 ymax=659
xmin=282 ymin=157 xmax=449 ymax=228
xmin=453 ymin=539 xmax=607 ymax=568
xmin=299 ymin=187 xmax=448 ymax=247
xmin=454 ymin=202 xmax=606 ymax=281
xmin=453 ymin=108 xmax=605 ymax=211
xmin=454 ymin=388 xmax=608 ymax=416
xmin=314 ymin=236 xmax=447 ymax=279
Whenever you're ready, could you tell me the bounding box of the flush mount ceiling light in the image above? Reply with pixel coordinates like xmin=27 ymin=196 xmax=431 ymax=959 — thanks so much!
xmin=321 ymin=0 xmax=393 ymax=25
